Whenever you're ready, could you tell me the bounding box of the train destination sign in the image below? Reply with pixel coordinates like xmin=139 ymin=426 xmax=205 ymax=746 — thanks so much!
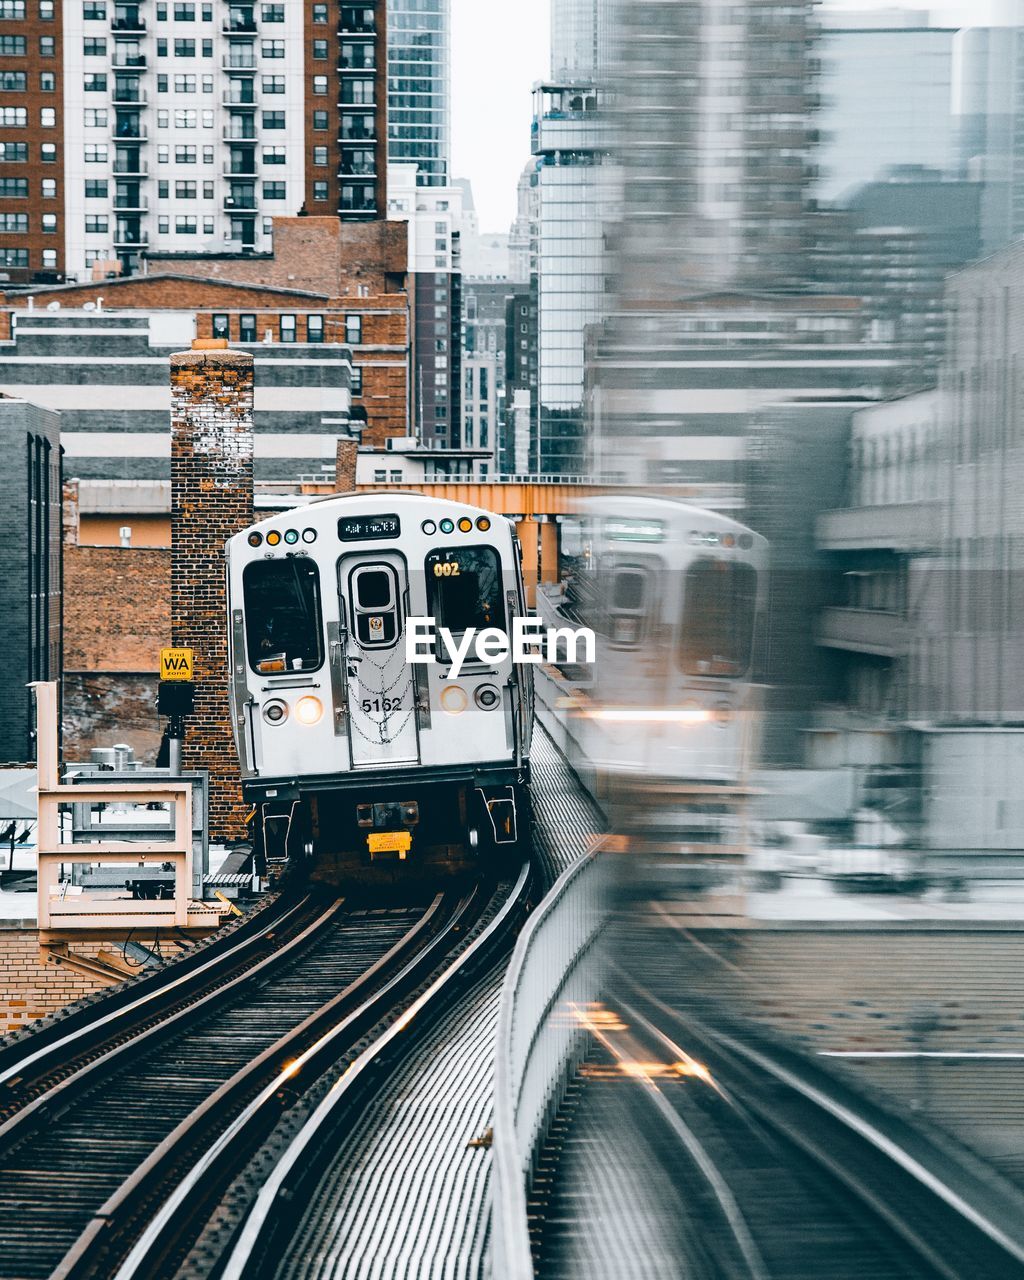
xmin=338 ymin=514 xmax=401 ymax=542
xmin=160 ymin=647 xmax=195 ymax=681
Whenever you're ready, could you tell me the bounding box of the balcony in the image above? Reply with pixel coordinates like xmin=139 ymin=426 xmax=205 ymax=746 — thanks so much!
xmin=223 ymin=19 xmax=257 ymax=32
xmin=223 ymin=91 xmax=256 ymax=108
xmin=816 ymin=501 xmax=940 ymax=554
xmin=224 ymin=193 xmax=256 ymax=211
xmin=339 ymin=57 xmax=376 ymax=71
xmin=114 ymin=190 xmax=146 ymax=210
xmin=111 ymin=14 xmax=145 ymax=32
xmin=112 ymin=54 xmax=147 ymax=68
xmin=817 ymin=607 xmax=907 ymax=659
xmin=339 ymin=162 xmax=377 ymax=177
xmin=113 ymin=227 xmax=148 ymax=248
xmin=339 ymin=126 xmax=375 ymax=142
xmin=223 ymin=55 xmax=256 ymax=72
xmin=114 ymin=124 xmax=147 ymax=142
xmin=223 ymin=163 xmax=256 ymax=177
xmin=113 ymin=156 xmax=147 ymax=176
xmin=112 ymin=88 xmax=147 ymax=105
xmin=223 ymin=127 xmax=257 ymax=143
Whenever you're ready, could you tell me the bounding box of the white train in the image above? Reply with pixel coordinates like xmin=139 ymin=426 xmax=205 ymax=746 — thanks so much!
xmin=226 ymin=493 xmax=534 ymax=878
xmin=538 ymin=495 xmax=768 ymax=848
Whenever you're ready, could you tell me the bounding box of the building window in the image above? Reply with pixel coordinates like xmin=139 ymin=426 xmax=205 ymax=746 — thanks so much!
xmin=313 ymin=145 xmax=327 ymax=166
xmin=174 ymin=74 xmax=196 ymax=92
xmin=340 ymin=78 xmax=373 ymax=105
xmin=174 ymin=109 xmax=197 ymax=127
xmin=0 ymin=34 xmax=25 ymax=53
xmin=313 ymin=75 xmax=328 ymax=95
xmin=39 ymin=0 xmax=53 ymax=15
xmin=201 ymin=37 xmax=212 ymax=55
xmin=84 ymin=108 xmax=107 ymax=126
xmin=262 ymin=74 xmax=285 ymax=94
xmin=158 ymin=215 xmax=169 ymax=232
xmin=345 ymin=315 xmax=362 ymax=344
xmin=0 ymin=213 xmax=28 ymax=231
xmin=41 ymin=248 xmax=56 ymax=268
xmin=202 ymin=109 xmax=213 ymax=127
xmin=175 ymin=145 xmax=196 ymax=163
xmin=83 ymin=73 xmax=106 ymax=91
xmin=0 ymin=141 xmax=27 ymax=161
xmin=263 ymin=145 xmax=285 ymax=164
xmin=202 ymin=74 xmax=213 ymax=92
xmin=157 ymin=144 xmax=169 ymax=162
xmin=0 ymin=177 xmax=29 ymax=197
xmin=157 ymin=38 xmax=167 ymax=54
xmin=41 ymin=177 xmax=56 ymax=197
xmin=173 ymin=1 xmax=194 ymax=16
xmin=40 ymin=71 xmax=56 ymax=91
xmin=263 ymin=181 xmax=285 ymax=199
xmin=84 ymin=214 xmax=108 ymax=232
xmin=175 ymin=179 xmax=196 ymax=198
xmin=158 ymin=108 xmax=170 ymax=127
xmin=83 ymin=0 xmax=106 ymax=14
xmin=40 ymin=142 xmax=56 ymax=161
xmin=203 ymin=179 xmax=213 ymax=197
xmin=85 ymin=178 xmax=107 ymax=196
xmin=39 ymin=36 xmax=55 ymax=55
xmin=83 ymin=36 xmax=106 ymax=54
xmin=0 ymin=249 xmax=28 ymax=269
xmin=351 ymin=366 xmax=362 ymax=395
xmin=262 ymin=3 xmax=284 ymax=18
xmin=239 ymin=313 xmax=256 ymax=342
xmin=175 ymin=215 xmax=197 ymax=233
xmin=202 ymin=144 xmax=213 ymax=163
xmin=313 ymin=39 xmax=327 ymax=58
xmin=157 ymin=179 xmax=169 ymax=197
xmin=212 ymin=313 xmax=229 ymax=339
xmin=157 ymin=73 xmax=168 ymax=91
xmin=0 ymin=107 xmax=27 ymax=127
xmin=279 ymin=314 xmax=296 ymax=342
xmin=307 ymin=314 xmax=324 ymax=343
xmin=312 ymin=2 xmax=326 ymax=20
xmin=0 ymin=0 xmax=26 ymax=12
xmin=313 ymin=180 xmax=328 ymax=201
xmin=262 ymin=38 xmax=285 ymax=56
xmin=312 ymin=110 xmax=328 ymax=130
xmin=262 ymin=110 xmax=285 ymax=129
xmin=174 ymin=38 xmax=195 ymax=56
xmin=0 ymin=70 xmax=25 ymax=90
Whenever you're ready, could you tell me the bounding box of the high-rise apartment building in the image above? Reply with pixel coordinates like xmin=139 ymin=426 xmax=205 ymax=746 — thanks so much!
xmin=0 ymin=0 xmax=390 ymax=285
xmin=386 ymin=0 xmax=448 ymax=186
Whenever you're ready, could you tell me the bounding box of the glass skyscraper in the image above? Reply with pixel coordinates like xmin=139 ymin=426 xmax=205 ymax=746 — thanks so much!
xmin=387 ymin=0 xmax=451 ymax=186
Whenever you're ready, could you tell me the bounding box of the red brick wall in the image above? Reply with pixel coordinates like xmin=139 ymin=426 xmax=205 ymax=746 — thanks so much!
xmin=63 ymin=545 xmax=169 ymax=672
xmin=171 ymin=347 xmax=254 ymax=841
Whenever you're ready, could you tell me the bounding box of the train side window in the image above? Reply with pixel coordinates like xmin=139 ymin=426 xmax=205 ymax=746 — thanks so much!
xmin=349 ymin=563 xmax=401 ymax=647
xmin=679 ymin=558 xmax=757 ymax=677
xmin=425 ymin=545 xmax=503 ymax=656
xmin=606 ymin=563 xmax=648 ymax=646
xmin=243 ymin=558 xmax=324 ymax=674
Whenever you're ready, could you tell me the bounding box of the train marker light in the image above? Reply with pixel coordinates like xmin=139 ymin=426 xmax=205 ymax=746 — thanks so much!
xmin=295 ymin=696 xmax=323 ymax=725
xmin=421 ymin=520 xmax=437 ymax=535
xmin=439 ymin=518 xmax=455 ymax=534
xmin=457 ymin=517 xmax=473 ymax=533
xmin=476 ymin=517 xmax=491 ymax=532
xmin=247 ymin=532 xmax=263 ymax=547
xmin=302 ymin=528 xmax=317 ymax=543
xmin=284 ymin=529 xmax=299 ymax=545
xmin=266 ymin=531 xmax=282 ymax=546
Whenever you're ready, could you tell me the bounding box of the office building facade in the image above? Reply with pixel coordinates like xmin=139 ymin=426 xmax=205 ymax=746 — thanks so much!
xmin=386 ymin=0 xmax=448 ymax=186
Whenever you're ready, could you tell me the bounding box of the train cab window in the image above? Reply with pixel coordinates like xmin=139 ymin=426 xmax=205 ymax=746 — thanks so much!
xmin=243 ymin=558 xmax=324 ymax=673
xmin=349 ymin=563 xmax=401 ymax=647
xmin=679 ymin=559 xmax=757 ymax=677
xmin=426 ymin=545 xmax=503 ymax=652
xmin=606 ymin=563 xmax=649 ymax=646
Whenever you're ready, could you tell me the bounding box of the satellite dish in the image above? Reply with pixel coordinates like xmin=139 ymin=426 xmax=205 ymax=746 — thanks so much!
xmin=82 ymin=301 xmax=96 ymax=311
xmin=46 ymin=300 xmax=60 ymax=311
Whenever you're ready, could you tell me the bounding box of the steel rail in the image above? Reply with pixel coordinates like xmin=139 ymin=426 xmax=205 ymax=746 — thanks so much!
xmin=0 ymin=892 xmax=311 ymax=1107
xmin=54 ymin=890 xmax=459 ymax=1280
xmin=619 ymin=979 xmax=1024 ymax=1280
xmin=217 ymin=861 xmax=534 ymax=1280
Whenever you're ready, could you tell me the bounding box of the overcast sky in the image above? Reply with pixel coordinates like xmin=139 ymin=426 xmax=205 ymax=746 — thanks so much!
xmin=450 ymin=0 xmax=988 ymax=234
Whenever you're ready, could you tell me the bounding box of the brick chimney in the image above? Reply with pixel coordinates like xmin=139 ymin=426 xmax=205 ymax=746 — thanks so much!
xmin=335 ymin=437 xmax=358 ymax=493
xmin=170 ymin=339 xmax=254 ymax=841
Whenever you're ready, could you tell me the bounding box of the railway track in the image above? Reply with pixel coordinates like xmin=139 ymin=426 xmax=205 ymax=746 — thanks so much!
xmin=534 ymin=975 xmax=1024 ymax=1280
xmin=0 ymin=884 xmax=484 ymax=1280
xmin=159 ymin=863 xmax=534 ymax=1280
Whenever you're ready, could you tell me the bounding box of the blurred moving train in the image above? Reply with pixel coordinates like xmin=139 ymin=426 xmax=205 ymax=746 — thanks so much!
xmin=537 ymin=495 xmax=768 ymax=854
xmin=226 ymin=493 xmax=534 ymax=878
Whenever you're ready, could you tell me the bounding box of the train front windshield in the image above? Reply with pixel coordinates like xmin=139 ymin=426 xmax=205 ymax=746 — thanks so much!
xmin=243 ymin=558 xmax=324 ymax=673
xmin=679 ymin=558 xmax=757 ymax=678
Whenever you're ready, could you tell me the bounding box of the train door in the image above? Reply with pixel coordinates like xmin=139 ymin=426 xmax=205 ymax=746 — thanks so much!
xmin=339 ymin=554 xmax=419 ymax=768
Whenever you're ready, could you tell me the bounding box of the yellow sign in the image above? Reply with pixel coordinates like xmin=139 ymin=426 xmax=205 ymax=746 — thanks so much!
xmin=367 ymin=830 xmax=412 ymax=856
xmin=160 ymin=648 xmax=194 ymax=681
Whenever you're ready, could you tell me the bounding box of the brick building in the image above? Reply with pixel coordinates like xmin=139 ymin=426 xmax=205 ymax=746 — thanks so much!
xmin=0 ymin=0 xmax=389 ymax=283
xmin=0 ymin=217 xmax=411 ymax=475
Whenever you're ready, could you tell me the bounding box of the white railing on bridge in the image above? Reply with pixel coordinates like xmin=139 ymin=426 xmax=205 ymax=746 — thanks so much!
xmin=490 ymin=844 xmax=611 ymax=1279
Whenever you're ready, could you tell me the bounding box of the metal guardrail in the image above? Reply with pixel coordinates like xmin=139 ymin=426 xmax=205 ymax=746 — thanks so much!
xmin=491 ymin=846 xmax=611 ymax=1280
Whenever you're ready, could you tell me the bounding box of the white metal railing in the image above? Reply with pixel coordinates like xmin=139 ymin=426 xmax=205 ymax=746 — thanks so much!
xmin=491 ymin=845 xmax=611 ymax=1279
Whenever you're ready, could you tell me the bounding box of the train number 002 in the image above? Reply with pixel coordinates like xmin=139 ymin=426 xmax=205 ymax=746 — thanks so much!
xmin=432 ymin=561 xmax=460 ymax=577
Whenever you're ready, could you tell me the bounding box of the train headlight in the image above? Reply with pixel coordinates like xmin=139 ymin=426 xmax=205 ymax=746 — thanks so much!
xmin=295 ymin=696 xmax=323 ymax=725
xmin=263 ymin=699 xmax=288 ymax=725
xmin=474 ymin=684 xmax=501 ymax=711
xmin=440 ymin=684 xmax=468 ymax=715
